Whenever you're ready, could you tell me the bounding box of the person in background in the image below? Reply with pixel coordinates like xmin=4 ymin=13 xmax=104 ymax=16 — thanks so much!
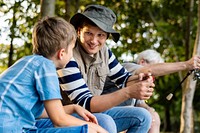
xmin=58 ymin=4 xmax=155 ymax=133
xmin=103 ymin=49 xmax=200 ymax=133
xmin=103 ymin=49 xmax=163 ymax=133
xmin=135 ymin=49 xmax=164 ymax=65
xmin=0 ymin=16 xmax=109 ymax=133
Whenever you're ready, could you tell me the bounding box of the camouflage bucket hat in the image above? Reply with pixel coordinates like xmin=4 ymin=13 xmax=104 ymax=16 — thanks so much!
xmin=70 ymin=4 xmax=120 ymax=43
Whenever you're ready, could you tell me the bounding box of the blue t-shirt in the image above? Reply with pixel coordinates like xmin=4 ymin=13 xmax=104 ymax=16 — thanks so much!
xmin=0 ymin=55 xmax=61 ymax=132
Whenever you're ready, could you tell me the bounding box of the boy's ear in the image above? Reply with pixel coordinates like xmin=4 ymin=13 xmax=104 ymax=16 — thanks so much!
xmin=57 ymin=48 xmax=65 ymax=60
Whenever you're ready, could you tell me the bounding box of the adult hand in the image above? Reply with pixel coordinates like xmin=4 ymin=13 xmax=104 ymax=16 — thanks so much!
xmin=127 ymin=73 xmax=155 ymax=83
xmin=186 ymin=55 xmax=200 ymax=70
xmin=126 ymin=73 xmax=155 ymax=100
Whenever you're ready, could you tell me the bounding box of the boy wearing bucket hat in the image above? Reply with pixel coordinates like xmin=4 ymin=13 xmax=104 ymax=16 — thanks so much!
xmin=57 ymin=5 xmax=155 ymax=133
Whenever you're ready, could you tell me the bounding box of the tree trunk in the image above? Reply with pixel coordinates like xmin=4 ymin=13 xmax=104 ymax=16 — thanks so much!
xmin=64 ymin=0 xmax=80 ymax=21
xmin=180 ymin=0 xmax=200 ymax=132
xmin=185 ymin=0 xmax=194 ymax=60
xmin=180 ymin=75 xmax=196 ymax=133
xmin=8 ymin=1 xmax=18 ymax=67
xmin=40 ymin=0 xmax=55 ymax=17
xmin=64 ymin=0 xmax=71 ymax=21
xmin=164 ymin=106 xmax=171 ymax=131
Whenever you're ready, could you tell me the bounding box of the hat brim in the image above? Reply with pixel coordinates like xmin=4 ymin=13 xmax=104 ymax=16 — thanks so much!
xmin=70 ymin=13 xmax=120 ymax=43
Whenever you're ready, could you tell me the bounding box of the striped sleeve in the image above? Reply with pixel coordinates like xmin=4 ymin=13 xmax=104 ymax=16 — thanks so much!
xmin=57 ymin=57 xmax=93 ymax=111
xmin=107 ymin=49 xmax=131 ymax=88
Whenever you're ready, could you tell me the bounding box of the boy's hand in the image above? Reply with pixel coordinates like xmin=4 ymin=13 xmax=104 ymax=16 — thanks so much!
xmin=74 ymin=105 xmax=98 ymax=124
xmin=88 ymin=122 xmax=108 ymax=133
xmin=74 ymin=105 xmax=108 ymax=133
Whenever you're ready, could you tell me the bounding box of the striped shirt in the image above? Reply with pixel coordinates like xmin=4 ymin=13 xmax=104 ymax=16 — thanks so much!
xmin=57 ymin=45 xmax=130 ymax=111
xmin=103 ymin=63 xmax=145 ymax=106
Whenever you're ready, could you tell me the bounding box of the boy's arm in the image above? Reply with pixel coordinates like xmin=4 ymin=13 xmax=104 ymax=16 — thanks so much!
xmin=63 ymin=104 xmax=98 ymax=124
xmin=43 ymin=99 xmax=85 ymax=127
xmin=39 ymin=104 xmax=76 ymax=118
xmin=42 ymin=99 xmax=107 ymax=133
xmin=40 ymin=103 xmax=98 ymax=124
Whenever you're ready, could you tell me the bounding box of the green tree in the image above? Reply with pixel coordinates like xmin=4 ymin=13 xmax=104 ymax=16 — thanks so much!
xmin=1 ymin=1 xmax=200 ymax=132
xmin=0 ymin=0 xmax=40 ymax=72
xmin=41 ymin=0 xmax=55 ymax=17
xmin=180 ymin=0 xmax=200 ymax=132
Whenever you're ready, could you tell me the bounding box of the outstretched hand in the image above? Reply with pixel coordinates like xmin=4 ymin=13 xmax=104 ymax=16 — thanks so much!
xmin=186 ymin=55 xmax=200 ymax=70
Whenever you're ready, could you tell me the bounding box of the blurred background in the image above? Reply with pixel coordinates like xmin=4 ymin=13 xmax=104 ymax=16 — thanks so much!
xmin=1 ymin=0 xmax=200 ymax=132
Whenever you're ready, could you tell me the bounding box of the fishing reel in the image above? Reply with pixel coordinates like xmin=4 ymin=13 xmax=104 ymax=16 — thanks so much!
xmin=193 ymin=69 xmax=200 ymax=80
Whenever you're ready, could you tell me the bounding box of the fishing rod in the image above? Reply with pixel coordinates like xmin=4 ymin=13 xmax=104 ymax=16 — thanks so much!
xmin=166 ymin=69 xmax=200 ymax=101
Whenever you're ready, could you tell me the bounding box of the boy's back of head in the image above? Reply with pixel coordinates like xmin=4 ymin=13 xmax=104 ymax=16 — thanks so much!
xmin=32 ymin=17 xmax=77 ymax=58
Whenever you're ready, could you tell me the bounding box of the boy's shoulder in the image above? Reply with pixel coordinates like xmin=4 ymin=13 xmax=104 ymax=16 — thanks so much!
xmin=1 ymin=55 xmax=56 ymax=83
xmin=22 ymin=55 xmax=53 ymax=65
xmin=10 ymin=55 xmax=54 ymax=73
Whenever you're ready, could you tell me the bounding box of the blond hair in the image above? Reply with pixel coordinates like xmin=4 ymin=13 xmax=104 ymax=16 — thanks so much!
xmin=32 ymin=16 xmax=77 ymax=58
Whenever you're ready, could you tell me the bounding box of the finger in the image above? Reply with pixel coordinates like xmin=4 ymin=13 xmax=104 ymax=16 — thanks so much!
xmin=196 ymin=59 xmax=200 ymax=68
xmin=146 ymin=79 xmax=155 ymax=87
xmin=142 ymin=73 xmax=154 ymax=82
xmin=86 ymin=113 xmax=98 ymax=124
xmin=149 ymin=82 xmax=155 ymax=88
xmin=143 ymin=95 xmax=151 ymax=100
xmin=194 ymin=59 xmax=197 ymax=68
xmin=145 ymin=88 xmax=153 ymax=95
xmin=138 ymin=73 xmax=146 ymax=80
xmin=128 ymin=75 xmax=139 ymax=82
xmin=147 ymin=87 xmax=154 ymax=92
xmin=149 ymin=75 xmax=155 ymax=82
xmin=145 ymin=88 xmax=153 ymax=98
xmin=80 ymin=113 xmax=90 ymax=122
xmin=194 ymin=56 xmax=200 ymax=68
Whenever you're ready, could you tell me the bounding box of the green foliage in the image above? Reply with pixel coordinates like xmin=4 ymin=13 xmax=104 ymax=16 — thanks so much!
xmin=0 ymin=0 xmax=200 ymax=132
xmin=0 ymin=0 xmax=39 ymax=72
xmin=0 ymin=43 xmax=9 ymax=73
xmin=72 ymin=1 xmax=199 ymax=131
